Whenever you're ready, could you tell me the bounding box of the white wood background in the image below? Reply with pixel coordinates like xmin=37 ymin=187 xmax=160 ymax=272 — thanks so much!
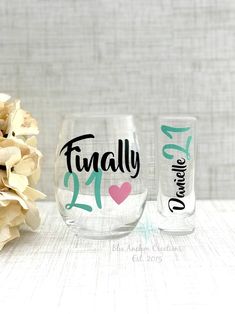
xmin=0 ymin=200 xmax=235 ymax=314
xmin=0 ymin=1 xmax=235 ymax=200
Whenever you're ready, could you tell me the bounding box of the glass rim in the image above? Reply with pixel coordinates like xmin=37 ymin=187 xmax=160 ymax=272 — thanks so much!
xmin=158 ymin=115 xmax=197 ymax=121
xmin=63 ymin=113 xmax=134 ymax=120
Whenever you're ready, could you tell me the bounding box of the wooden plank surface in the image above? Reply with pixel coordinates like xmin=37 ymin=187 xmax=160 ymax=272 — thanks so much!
xmin=0 ymin=200 xmax=235 ymax=314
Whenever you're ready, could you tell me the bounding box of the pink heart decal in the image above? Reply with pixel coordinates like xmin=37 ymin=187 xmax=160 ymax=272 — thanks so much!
xmin=109 ymin=182 xmax=132 ymax=205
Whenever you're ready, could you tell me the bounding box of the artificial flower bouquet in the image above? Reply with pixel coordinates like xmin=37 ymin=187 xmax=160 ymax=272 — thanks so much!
xmin=0 ymin=94 xmax=46 ymax=250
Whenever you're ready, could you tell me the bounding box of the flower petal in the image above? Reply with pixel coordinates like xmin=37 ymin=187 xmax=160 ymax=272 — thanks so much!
xmin=8 ymin=172 xmax=28 ymax=193
xmin=14 ymin=152 xmax=39 ymax=176
xmin=26 ymin=136 xmax=37 ymax=147
xmin=0 ymin=93 xmax=11 ymax=102
xmin=0 ymin=202 xmax=25 ymax=226
xmin=0 ymin=146 xmax=21 ymax=168
xmin=29 ymin=167 xmax=41 ymax=186
xmin=0 ymin=190 xmax=29 ymax=209
xmin=0 ymin=225 xmax=20 ymax=250
xmin=23 ymin=186 xmax=46 ymax=201
xmin=24 ymin=201 xmax=40 ymax=230
xmin=7 ymin=108 xmax=39 ymax=137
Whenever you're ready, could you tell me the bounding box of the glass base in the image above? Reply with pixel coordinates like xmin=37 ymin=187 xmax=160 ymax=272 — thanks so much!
xmin=157 ymin=212 xmax=195 ymax=235
xmin=68 ymin=227 xmax=134 ymax=240
xmin=158 ymin=227 xmax=195 ymax=236
xmin=64 ymin=217 xmax=140 ymax=240
xmin=57 ymin=190 xmax=147 ymax=240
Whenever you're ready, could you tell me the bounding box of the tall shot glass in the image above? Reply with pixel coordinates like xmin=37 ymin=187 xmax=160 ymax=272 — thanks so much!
xmin=156 ymin=116 xmax=197 ymax=235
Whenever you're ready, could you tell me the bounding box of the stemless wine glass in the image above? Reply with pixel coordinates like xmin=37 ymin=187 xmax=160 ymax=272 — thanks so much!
xmin=55 ymin=114 xmax=148 ymax=239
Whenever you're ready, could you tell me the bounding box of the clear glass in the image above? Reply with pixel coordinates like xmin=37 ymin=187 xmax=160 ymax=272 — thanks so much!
xmin=156 ymin=116 xmax=197 ymax=235
xmin=55 ymin=114 xmax=148 ymax=239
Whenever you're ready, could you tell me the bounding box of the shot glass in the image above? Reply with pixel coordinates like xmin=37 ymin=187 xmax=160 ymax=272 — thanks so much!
xmin=156 ymin=116 xmax=197 ymax=234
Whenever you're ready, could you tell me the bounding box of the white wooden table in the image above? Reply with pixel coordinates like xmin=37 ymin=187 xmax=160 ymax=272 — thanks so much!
xmin=1 ymin=201 xmax=235 ymax=314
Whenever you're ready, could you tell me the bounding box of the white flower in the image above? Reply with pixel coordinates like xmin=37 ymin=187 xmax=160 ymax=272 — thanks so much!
xmin=0 ymin=191 xmax=41 ymax=250
xmin=0 ymin=93 xmax=39 ymax=138
xmin=0 ymin=94 xmax=45 ymax=250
